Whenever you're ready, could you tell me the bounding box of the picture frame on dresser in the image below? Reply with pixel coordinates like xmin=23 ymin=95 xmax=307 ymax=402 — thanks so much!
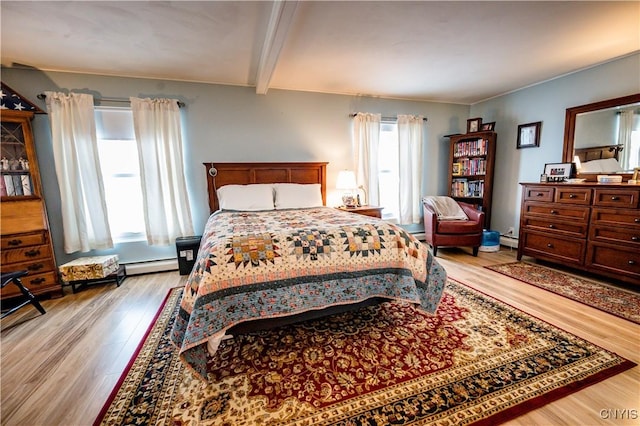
xmin=543 ymin=162 xmax=572 ymax=182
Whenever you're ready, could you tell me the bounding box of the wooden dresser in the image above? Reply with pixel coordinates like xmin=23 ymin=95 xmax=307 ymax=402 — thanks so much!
xmin=1 ymin=110 xmax=62 ymax=299
xmin=517 ymin=182 xmax=640 ymax=287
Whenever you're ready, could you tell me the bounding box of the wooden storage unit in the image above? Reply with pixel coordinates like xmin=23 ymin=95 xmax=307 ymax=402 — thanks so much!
xmin=447 ymin=131 xmax=496 ymax=228
xmin=1 ymin=110 xmax=61 ymax=299
xmin=335 ymin=205 xmax=383 ymax=218
xmin=518 ymin=182 xmax=640 ymax=287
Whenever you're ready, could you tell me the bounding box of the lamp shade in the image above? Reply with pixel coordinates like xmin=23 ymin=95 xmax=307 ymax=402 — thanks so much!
xmin=573 ymin=155 xmax=582 ymax=171
xmin=336 ymin=170 xmax=357 ymax=190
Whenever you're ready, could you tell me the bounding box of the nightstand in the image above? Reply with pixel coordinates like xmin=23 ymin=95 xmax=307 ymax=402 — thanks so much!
xmin=336 ymin=205 xmax=383 ymax=218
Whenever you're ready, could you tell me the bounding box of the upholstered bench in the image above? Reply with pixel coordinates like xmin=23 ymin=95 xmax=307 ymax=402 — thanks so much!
xmin=59 ymin=255 xmax=126 ymax=293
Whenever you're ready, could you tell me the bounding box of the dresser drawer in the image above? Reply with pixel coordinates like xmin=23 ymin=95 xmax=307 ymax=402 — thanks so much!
xmin=523 ymin=186 xmax=554 ymax=202
xmin=522 ymin=217 xmax=588 ymax=238
xmin=555 ymin=187 xmax=591 ymax=205
xmin=590 ymin=225 xmax=640 ymax=246
xmin=0 ymin=258 xmax=56 ymax=275
xmin=0 ymin=271 xmax=58 ymax=298
xmin=520 ymin=231 xmax=585 ymax=265
xmin=591 ymin=207 xmax=640 ymax=228
xmin=523 ymin=202 xmax=590 ymax=222
xmin=1 ymin=231 xmax=46 ymax=250
xmin=593 ymin=188 xmax=640 ymax=208
xmin=586 ymin=243 xmax=640 ymax=281
xmin=1 ymin=244 xmax=52 ymax=265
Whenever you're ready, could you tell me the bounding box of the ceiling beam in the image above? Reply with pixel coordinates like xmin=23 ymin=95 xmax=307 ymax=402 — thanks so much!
xmin=255 ymin=1 xmax=299 ymax=95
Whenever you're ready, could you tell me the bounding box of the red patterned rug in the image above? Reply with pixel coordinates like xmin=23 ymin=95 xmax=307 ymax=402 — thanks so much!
xmin=94 ymin=279 xmax=634 ymax=425
xmin=486 ymin=261 xmax=640 ymax=325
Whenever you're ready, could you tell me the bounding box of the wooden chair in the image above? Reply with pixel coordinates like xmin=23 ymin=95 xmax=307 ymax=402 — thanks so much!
xmin=423 ymin=197 xmax=484 ymax=256
xmin=1 ymin=271 xmax=46 ymax=319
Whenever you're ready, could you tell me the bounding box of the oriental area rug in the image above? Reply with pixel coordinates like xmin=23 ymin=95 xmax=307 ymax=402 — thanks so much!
xmin=94 ymin=279 xmax=634 ymax=426
xmin=486 ymin=262 xmax=640 ymax=325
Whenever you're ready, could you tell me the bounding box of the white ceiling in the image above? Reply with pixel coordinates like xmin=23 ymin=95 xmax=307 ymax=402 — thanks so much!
xmin=1 ymin=1 xmax=638 ymax=104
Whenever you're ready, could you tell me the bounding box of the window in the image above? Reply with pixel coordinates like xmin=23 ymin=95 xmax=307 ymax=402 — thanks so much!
xmin=377 ymin=120 xmax=399 ymax=222
xmin=95 ymin=107 xmax=146 ymax=242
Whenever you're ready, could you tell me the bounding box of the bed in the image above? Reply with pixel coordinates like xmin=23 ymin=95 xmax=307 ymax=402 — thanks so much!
xmin=574 ymin=144 xmax=623 ymax=163
xmin=170 ymin=162 xmax=447 ymax=381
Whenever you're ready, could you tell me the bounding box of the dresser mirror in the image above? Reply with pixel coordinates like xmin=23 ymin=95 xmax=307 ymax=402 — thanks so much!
xmin=562 ymin=93 xmax=640 ymax=180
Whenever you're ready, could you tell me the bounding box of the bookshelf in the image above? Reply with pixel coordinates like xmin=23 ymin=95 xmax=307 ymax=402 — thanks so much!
xmin=447 ymin=131 xmax=496 ymax=228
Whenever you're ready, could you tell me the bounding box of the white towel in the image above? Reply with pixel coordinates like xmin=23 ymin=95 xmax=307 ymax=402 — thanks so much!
xmin=423 ymin=196 xmax=468 ymax=220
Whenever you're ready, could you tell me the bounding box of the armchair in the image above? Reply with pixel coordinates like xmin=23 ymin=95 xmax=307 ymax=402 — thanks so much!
xmin=422 ymin=197 xmax=484 ymax=256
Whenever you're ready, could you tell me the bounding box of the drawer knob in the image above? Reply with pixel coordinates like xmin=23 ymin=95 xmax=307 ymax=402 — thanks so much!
xmin=611 ymin=196 xmax=619 ymax=201
xmin=550 ymin=210 xmax=557 ymax=214
xmin=547 ymin=243 xmax=554 ymax=248
xmin=569 ymin=194 xmax=576 ymax=199
xmin=635 ymin=218 xmax=640 ymax=223
xmin=8 ymin=239 xmax=22 ymax=246
xmin=549 ymin=224 xmax=555 ymax=229
xmin=536 ymin=193 xmax=544 ymax=197
xmin=632 ymin=236 xmax=639 ymax=241
xmin=629 ymin=260 xmax=636 ymax=265
xmin=24 ymin=249 xmax=41 ymax=258
xmin=31 ymin=277 xmax=46 ymax=285
xmin=28 ymin=263 xmax=45 ymax=271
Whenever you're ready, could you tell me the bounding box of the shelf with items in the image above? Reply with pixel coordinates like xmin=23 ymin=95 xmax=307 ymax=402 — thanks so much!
xmin=447 ymin=131 xmax=496 ymax=228
xmin=1 ymin=111 xmax=41 ymax=200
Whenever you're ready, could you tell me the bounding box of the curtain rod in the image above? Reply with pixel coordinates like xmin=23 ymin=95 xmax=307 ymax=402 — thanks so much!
xmin=36 ymin=93 xmax=185 ymax=108
xmin=349 ymin=113 xmax=427 ymax=122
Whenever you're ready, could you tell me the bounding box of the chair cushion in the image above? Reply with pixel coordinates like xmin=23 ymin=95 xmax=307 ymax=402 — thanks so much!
xmin=423 ymin=196 xmax=468 ymax=220
xmin=437 ymin=219 xmax=483 ymax=234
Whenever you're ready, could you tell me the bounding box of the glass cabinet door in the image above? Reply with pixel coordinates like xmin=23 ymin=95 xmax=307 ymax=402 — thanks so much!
xmin=1 ymin=111 xmax=39 ymax=199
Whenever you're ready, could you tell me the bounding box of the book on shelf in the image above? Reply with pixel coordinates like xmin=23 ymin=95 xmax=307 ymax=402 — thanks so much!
xmin=451 ymin=178 xmax=484 ymax=198
xmin=453 ymin=138 xmax=488 ymax=158
xmin=2 ymin=172 xmax=32 ymax=196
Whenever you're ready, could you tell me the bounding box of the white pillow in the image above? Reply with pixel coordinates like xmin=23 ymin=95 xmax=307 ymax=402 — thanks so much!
xmin=217 ymin=184 xmax=274 ymax=211
xmin=274 ymin=183 xmax=324 ymax=209
xmin=579 ymin=158 xmax=623 ymax=173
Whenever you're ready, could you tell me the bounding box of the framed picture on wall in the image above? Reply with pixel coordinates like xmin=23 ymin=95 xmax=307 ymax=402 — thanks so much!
xmin=467 ymin=118 xmax=482 ymax=133
xmin=517 ymin=121 xmax=541 ymax=149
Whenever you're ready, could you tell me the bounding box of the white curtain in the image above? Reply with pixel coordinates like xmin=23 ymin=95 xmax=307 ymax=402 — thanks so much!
xmin=618 ymin=110 xmax=634 ymax=170
xmin=352 ymin=113 xmax=381 ymax=205
xmin=44 ymin=92 xmax=113 ymax=253
xmin=130 ymin=97 xmax=194 ymax=245
xmin=397 ymin=114 xmax=424 ymax=224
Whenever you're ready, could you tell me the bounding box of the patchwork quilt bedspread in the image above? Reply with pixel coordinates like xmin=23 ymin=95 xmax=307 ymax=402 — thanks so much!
xmin=170 ymin=207 xmax=447 ymax=381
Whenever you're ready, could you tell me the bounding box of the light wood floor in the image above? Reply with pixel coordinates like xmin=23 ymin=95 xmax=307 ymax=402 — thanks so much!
xmin=1 ymin=247 xmax=638 ymax=425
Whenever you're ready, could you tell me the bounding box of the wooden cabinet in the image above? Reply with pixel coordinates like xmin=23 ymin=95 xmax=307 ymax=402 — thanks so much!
xmin=518 ymin=182 xmax=640 ymax=287
xmin=447 ymin=131 xmax=496 ymax=228
xmin=1 ymin=110 xmax=61 ymax=299
xmin=336 ymin=205 xmax=383 ymax=218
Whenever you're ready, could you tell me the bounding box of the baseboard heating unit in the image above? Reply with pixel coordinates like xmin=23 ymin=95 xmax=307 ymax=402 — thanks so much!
xmin=499 ymin=236 xmax=519 ymax=249
xmin=124 ymin=259 xmax=178 ymax=276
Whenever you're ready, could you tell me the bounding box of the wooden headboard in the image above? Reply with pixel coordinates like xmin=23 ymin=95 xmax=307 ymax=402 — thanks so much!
xmin=574 ymin=144 xmax=623 ymax=163
xmin=203 ymin=162 xmax=328 ymax=213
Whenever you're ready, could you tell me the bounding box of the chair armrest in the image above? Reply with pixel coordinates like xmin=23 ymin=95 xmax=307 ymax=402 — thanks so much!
xmin=422 ymin=202 xmax=438 ymax=235
xmin=459 ymin=202 xmax=485 ymax=224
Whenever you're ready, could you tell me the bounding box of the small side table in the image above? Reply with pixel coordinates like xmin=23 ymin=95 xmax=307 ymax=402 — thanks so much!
xmin=336 ymin=205 xmax=383 ymax=218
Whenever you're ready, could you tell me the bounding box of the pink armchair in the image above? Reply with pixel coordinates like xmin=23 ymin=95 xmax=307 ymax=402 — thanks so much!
xmin=423 ymin=199 xmax=484 ymax=256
